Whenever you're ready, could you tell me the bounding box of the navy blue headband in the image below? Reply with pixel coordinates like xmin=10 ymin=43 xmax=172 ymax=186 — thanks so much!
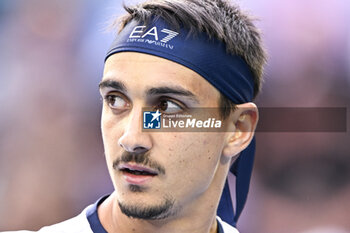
xmin=105 ymin=18 xmax=255 ymax=227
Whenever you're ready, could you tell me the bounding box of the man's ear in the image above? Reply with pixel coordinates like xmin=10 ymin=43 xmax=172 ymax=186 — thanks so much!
xmin=222 ymin=102 xmax=259 ymax=159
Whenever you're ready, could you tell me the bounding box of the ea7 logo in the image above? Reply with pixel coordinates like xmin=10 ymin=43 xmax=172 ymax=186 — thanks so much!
xmin=129 ymin=26 xmax=179 ymax=43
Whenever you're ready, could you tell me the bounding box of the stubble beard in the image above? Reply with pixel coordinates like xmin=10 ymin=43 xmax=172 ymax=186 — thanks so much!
xmin=118 ymin=194 xmax=177 ymax=220
xmin=114 ymin=151 xmax=177 ymax=220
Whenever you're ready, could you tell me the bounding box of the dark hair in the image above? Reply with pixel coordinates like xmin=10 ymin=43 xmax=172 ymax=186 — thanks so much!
xmin=113 ymin=0 xmax=267 ymax=118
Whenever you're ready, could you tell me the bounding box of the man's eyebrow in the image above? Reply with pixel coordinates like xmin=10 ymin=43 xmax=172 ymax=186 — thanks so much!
xmin=146 ymin=86 xmax=199 ymax=102
xmin=99 ymin=80 xmax=127 ymax=92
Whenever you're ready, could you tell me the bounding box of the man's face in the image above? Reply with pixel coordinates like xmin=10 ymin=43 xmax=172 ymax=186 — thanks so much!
xmin=100 ymin=52 xmax=229 ymax=220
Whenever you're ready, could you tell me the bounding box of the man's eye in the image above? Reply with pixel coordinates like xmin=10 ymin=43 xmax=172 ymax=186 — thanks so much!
xmin=156 ymin=99 xmax=183 ymax=113
xmin=105 ymin=94 xmax=129 ymax=110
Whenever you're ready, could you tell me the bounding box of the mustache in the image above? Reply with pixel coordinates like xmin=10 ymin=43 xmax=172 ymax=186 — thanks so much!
xmin=113 ymin=151 xmax=166 ymax=175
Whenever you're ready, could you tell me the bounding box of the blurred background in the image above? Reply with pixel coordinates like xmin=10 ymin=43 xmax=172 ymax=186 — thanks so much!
xmin=0 ymin=0 xmax=349 ymax=233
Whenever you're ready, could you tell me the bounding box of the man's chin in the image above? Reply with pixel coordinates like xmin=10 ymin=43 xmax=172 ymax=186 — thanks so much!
xmin=118 ymin=197 xmax=176 ymax=220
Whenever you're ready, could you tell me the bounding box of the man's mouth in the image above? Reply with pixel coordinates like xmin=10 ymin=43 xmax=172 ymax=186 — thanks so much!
xmin=119 ymin=164 xmax=158 ymax=175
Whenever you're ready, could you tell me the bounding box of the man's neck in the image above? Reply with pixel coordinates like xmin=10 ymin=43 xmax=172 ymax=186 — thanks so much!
xmin=97 ymin=192 xmax=218 ymax=233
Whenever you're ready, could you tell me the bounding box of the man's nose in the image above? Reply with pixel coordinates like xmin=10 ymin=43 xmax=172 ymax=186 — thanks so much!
xmin=118 ymin=108 xmax=152 ymax=153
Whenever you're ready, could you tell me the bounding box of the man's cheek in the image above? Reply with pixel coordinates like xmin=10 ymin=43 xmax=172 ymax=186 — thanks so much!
xmin=101 ymin=119 xmax=115 ymax=134
xmin=102 ymin=120 xmax=122 ymax=144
